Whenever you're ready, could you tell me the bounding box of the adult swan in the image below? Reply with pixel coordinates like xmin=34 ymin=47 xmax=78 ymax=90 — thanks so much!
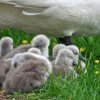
xmin=0 ymin=0 xmax=99 ymax=44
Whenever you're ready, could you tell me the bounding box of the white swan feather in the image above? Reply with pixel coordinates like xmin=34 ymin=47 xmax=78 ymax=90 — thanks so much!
xmin=0 ymin=0 xmax=100 ymax=36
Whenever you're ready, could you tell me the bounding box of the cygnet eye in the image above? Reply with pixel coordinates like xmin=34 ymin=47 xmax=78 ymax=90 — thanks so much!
xmin=74 ymin=52 xmax=78 ymax=55
xmin=35 ymin=45 xmax=40 ymax=48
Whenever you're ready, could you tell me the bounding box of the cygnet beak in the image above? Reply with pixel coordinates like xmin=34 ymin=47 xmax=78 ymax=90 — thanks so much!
xmin=13 ymin=62 xmax=18 ymax=68
xmin=72 ymin=60 xmax=77 ymax=66
xmin=79 ymin=54 xmax=86 ymax=62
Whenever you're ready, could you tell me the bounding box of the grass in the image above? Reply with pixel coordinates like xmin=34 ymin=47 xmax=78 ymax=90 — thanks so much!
xmin=0 ymin=29 xmax=100 ymax=100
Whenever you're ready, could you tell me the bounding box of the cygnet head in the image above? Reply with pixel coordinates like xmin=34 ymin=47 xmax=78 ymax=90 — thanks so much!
xmin=66 ymin=45 xmax=79 ymax=66
xmin=12 ymin=52 xmax=52 ymax=74
xmin=53 ymin=44 xmax=66 ymax=59
xmin=55 ymin=49 xmax=74 ymax=67
xmin=11 ymin=53 xmax=25 ymax=68
xmin=0 ymin=37 xmax=13 ymax=57
xmin=32 ymin=34 xmax=50 ymax=57
xmin=27 ymin=47 xmax=41 ymax=55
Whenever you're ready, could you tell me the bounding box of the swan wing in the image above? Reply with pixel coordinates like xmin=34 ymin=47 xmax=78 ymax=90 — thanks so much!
xmin=0 ymin=0 xmax=100 ymax=35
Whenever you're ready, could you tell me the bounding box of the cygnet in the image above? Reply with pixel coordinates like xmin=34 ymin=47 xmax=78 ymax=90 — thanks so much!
xmin=3 ymin=53 xmax=52 ymax=92
xmin=53 ymin=48 xmax=76 ymax=77
xmin=32 ymin=34 xmax=50 ymax=58
xmin=0 ymin=37 xmax=13 ymax=58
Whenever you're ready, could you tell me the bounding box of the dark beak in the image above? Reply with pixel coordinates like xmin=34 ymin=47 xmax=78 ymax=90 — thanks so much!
xmin=14 ymin=62 xmax=18 ymax=68
xmin=79 ymin=54 xmax=86 ymax=62
xmin=72 ymin=60 xmax=77 ymax=66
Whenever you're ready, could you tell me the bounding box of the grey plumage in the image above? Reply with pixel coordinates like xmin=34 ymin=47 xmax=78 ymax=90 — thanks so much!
xmin=27 ymin=47 xmax=41 ymax=55
xmin=66 ymin=45 xmax=79 ymax=66
xmin=11 ymin=53 xmax=52 ymax=73
xmin=0 ymin=58 xmax=12 ymax=86
xmin=0 ymin=37 xmax=13 ymax=58
xmin=3 ymin=54 xmax=52 ymax=92
xmin=32 ymin=34 xmax=50 ymax=58
xmin=52 ymin=44 xmax=66 ymax=60
xmin=2 ymin=34 xmax=49 ymax=60
xmin=53 ymin=48 xmax=76 ymax=77
xmin=2 ymin=44 xmax=31 ymax=60
xmin=66 ymin=45 xmax=86 ymax=73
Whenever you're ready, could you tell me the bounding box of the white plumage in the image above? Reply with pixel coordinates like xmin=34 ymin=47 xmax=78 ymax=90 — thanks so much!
xmin=0 ymin=0 xmax=100 ymax=36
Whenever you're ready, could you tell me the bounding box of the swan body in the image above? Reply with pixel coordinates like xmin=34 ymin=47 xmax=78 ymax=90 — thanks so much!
xmin=0 ymin=0 xmax=100 ymax=36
